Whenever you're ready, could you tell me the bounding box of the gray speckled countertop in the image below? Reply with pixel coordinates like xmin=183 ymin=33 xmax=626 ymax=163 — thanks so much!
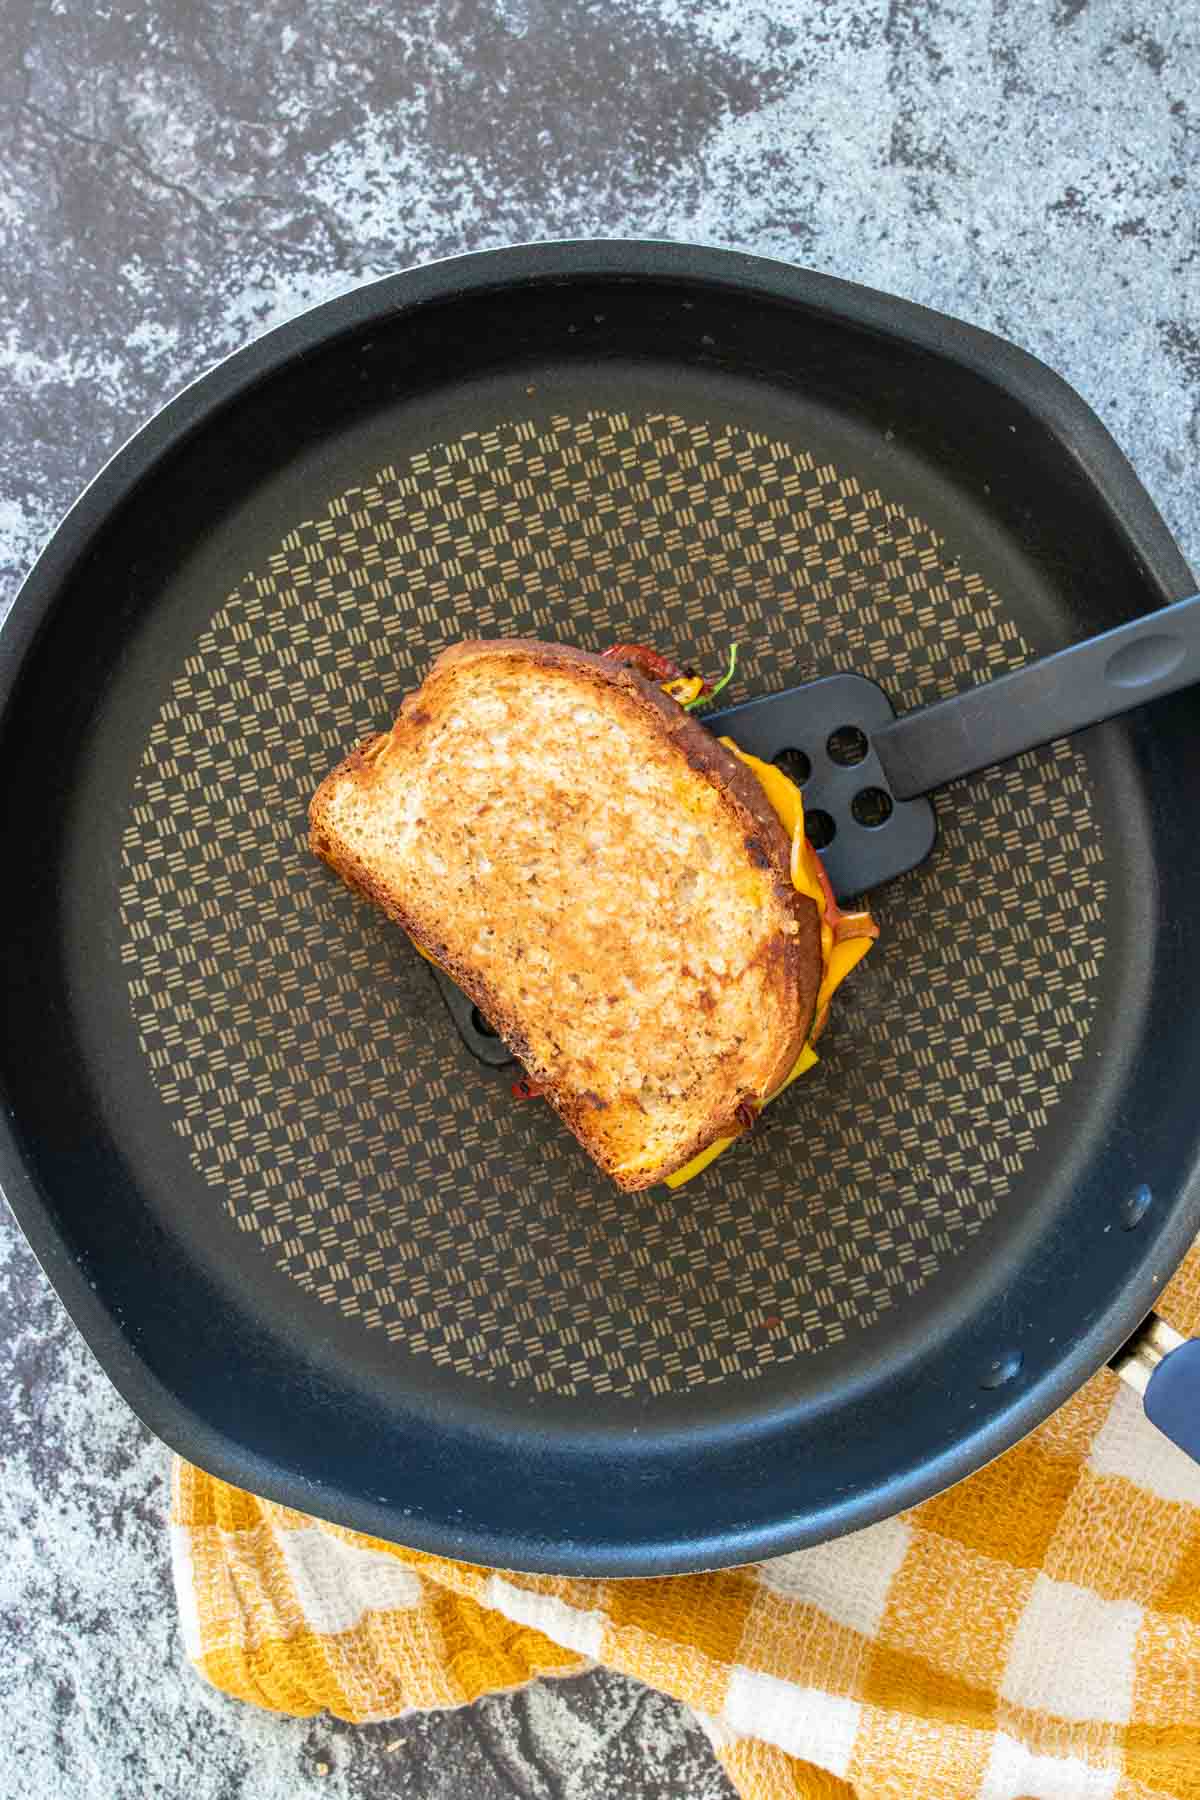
xmin=2 ymin=4 xmax=1198 ymax=1797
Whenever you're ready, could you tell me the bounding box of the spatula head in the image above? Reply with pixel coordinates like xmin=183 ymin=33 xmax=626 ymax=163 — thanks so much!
xmin=707 ymin=674 xmax=937 ymax=899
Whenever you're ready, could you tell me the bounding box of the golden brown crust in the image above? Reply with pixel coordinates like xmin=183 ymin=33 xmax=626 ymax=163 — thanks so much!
xmin=309 ymin=639 xmax=821 ymax=1189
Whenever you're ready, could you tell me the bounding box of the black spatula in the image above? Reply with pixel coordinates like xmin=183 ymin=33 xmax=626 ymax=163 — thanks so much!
xmin=706 ymin=591 xmax=1200 ymax=898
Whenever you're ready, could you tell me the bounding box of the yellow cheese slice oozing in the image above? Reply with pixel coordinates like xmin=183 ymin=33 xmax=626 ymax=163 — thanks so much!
xmin=664 ymin=744 xmax=876 ymax=1189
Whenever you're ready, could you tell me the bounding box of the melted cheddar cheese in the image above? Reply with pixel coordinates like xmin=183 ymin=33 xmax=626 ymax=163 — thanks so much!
xmin=663 ymin=745 xmax=877 ymax=1188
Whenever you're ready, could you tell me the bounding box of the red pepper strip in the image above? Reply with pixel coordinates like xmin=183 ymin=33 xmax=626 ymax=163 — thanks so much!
xmin=601 ymin=642 xmax=712 ymax=694
xmin=809 ymin=846 xmax=880 ymax=945
xmin=512 ymin=1077 xmax=546 ymax=1100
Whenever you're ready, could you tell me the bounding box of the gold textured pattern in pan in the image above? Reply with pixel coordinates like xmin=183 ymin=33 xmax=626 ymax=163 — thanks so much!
xmin=117 ymin=408 xmax=1106 ymax=1397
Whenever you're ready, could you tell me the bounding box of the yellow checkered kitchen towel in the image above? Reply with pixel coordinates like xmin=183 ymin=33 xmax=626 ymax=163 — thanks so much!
xmin=171 ymin=1244 xmax=1200 ymax=1799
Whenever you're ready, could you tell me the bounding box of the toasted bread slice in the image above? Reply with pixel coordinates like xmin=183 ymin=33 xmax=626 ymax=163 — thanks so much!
xmin=310 ymin=641 xmax=822 ymax=1189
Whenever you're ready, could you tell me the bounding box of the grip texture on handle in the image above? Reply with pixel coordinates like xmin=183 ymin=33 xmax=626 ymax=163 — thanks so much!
xmin=874 ymin=591 xmax=1200 ymax=801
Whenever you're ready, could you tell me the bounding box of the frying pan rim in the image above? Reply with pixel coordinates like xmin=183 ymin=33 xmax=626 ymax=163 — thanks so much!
xmin=1 ymin=237 xmax=1197 ymax=1575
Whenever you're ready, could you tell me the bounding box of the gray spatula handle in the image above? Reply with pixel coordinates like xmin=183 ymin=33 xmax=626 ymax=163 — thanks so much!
xmin=873 ymin=591 xmax=1200 ymax=801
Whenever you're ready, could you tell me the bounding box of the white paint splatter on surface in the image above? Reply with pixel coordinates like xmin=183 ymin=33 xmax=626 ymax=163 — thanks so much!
xmin=1 ymin=0 xmax=1197 ymax=1793
xmin=3 ymin=0 xmax=1196 ymax=631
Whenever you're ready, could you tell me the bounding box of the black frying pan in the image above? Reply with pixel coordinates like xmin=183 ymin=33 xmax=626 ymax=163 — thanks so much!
xmin=3 ymin=241 xmax=1199 ymax=1575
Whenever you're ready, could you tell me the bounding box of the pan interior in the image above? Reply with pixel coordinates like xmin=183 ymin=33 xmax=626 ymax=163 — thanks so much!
xmin=103 ymin=353 xmax=1110 ymax=1406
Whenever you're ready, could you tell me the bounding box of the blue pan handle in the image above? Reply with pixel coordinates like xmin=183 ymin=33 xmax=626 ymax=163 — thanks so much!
xmin=874 ymin=590 xmax=1200 ymax=801
xmin=1112 ymin=1315 xmax=1200 ymax=1465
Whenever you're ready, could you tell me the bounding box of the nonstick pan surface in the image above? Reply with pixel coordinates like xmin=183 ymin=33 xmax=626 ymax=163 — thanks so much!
xmin=3 ymin=242 xmax=1200 ymax=1574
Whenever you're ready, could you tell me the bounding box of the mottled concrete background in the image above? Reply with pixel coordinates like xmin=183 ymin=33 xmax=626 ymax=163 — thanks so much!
xmin=1 ymin=2 xmax=1197 ymax=1796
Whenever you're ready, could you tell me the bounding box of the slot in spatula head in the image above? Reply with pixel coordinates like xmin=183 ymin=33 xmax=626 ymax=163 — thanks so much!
xmin=707 ymin=674 xmax=937 ymax=898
